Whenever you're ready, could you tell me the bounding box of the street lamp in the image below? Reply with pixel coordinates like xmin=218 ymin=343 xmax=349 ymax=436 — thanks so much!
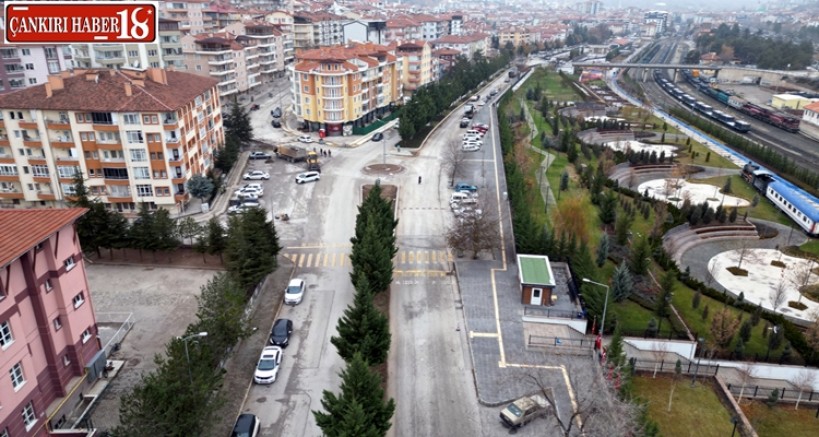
xmin=582 ymin=278 xmax=610 ymax=337
xmin=690 ymin=336 xmax=705 ymax=387
xmin=730 ymin=416 xmax=739 ymax=437
xmin=179 ymin=332 xmax=208 ymax=385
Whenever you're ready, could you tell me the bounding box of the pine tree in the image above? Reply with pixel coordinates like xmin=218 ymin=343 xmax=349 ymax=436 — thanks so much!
xmin=313 ymin=352 xmax=396 ymax=437
xmin=225 ymin=208 xmax=280 ymax=292
xmin=702 ymin=206 xmax=715 ymax=224
xmin=205 ymin=218 xmax=227 ymax=262
xmin=331 ymin=274 xmax=391 ymax=365
xmin=129 ymin=203 xmax=157 ymax=260
xmin=153 ymin=209 xmax=180 ymax=261
xmin=629 ymin=237 xmax=651 ymax=275
xmin=598 ymin=191 xmax=618 ymax=225
xmin=739 ymin=320 xmax=752 ymax=342
xmin=729 ymin=207 xmax=738 ymax=223
xmin=722 ymin=177 xmax=732 ymax=194
xmin=606 ymin=324 xmax=626 ymax=368
xmin=596 ymin=234 xmax=610 ymax=267
xmin=692 ymin=291 xmax=702 ymax=309
xmin=655 ymin=270 xmax=674 ymax=333
xmin=350 ymin=216 xmax=396 ymax=293
xmin=611 ymin=261 xmax=633 ymax=302
xmin=225 ymin=99 xmax=253 ymax=143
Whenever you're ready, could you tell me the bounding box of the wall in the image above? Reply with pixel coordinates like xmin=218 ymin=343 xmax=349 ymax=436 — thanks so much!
xmin=624 ymin=337 xmax=698 ymax=360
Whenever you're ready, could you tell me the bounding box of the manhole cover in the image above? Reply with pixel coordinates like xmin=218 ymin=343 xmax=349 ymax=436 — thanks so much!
xmin=256 ymin=396 xmax=267 ymax=403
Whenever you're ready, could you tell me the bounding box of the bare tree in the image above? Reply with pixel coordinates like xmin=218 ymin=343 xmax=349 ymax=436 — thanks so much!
xmin=769 ymin=275 xmax=788 ymax=311
xmin=710 ymin=307 xmax=740 ymax=353
xmin=442 ymin=139 xmax=466 ymax=187
xmin=789 ymin=259 xmax=816 ymax=304
xmin=626 ymin=168 xmax=637 ymax=190
xmin=735 ymin=240 xmax=761 ymax=271
xmin=735 ymin=363 xmax=756 ymax=404
xmin=650 ymin=342 xmax=669 ymax=378
xmin=790 ymin=369 xmax=816 ymax=410
xmin=446 ymin=208 xmax=500 ymax=259
xmin=705 ymin=259 xmax=719 ymax=288
xmin=667 ymin=359 xmax=682 ymax=412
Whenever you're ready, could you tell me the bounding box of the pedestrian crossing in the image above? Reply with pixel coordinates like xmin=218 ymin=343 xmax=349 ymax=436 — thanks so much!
xmin=280 ymin=248 xmax=454 ymax=272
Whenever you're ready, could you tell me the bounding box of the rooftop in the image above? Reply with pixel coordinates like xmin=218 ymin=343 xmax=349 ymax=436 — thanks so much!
xmin=517 ymin=255 xmax=555 ymax=286
xmin=0 ymin=208 xmax=87 ymax=268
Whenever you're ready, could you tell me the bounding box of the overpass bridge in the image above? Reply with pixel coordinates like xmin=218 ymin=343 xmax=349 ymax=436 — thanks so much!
xmin=571 ymin=62 xmax=816 ymax=85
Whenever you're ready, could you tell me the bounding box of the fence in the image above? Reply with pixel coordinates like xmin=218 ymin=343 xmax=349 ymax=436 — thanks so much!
xmin=96 ymin=312 xmax=134 ymax=358
xmin=528 ymin=335 xmax=595 ymax=356
xmin=630 ymin=358 xmax=720 ymax=377
xmin=620 ymin=329 xmax=692 ymax=341
xmin=725 ymin=383 xmax=819 ymax=405
xmin=351 ymin=112 xmax=399 ymax=135
xmin=523 ymin=306 xmax=585 ymax=320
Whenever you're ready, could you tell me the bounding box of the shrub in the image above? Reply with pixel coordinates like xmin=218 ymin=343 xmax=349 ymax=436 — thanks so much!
xmin=692 ymin=291 xmax=702 ymax=309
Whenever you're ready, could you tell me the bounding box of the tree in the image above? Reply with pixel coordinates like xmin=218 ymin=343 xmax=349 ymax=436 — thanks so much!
xmin=205 ymin=218 xmax=227 ymax=262
xmin=735 ymin=363 xmax=756 ymax=404
xmin=629 ymin=237 xmax=651 ymax=276
xmin=709 ymin=307 xmax=740 ymax=353
xmin=350 ymin=215 xmax=396 ymax=293
xmin=446 ymin=209 xmax=501 ymax=259
xmin=331 ymin=274 xmax=391 ymax=365
xmin=152 ymin=209 xmax=180 ymax=261
xmin=739 ymin=320 xmax=752 ymax=343
xmin=655 ymin=270 xmax=674 ymax=334
xmin=611 ymin=262 xmax=633 ymax=302
xmin=805 ymin=316 xmax=819 ymax=362
xmin=178 ymin=217 xmax=202 ymax=246
xmin=558 ymin=170 xmax=569 ymax=199
xmin=215 ymin=135 xmax=241 ymax=173
xmin=788 ymin=259 xmax=816 ymax=304
xmin=129 ymin=203 xmax=157 ymax=261
xmin=692 ymin=291 xmax=702 ymax=309
xmin=313 ymin=352 xmax=395 ymax=437
xmin=189 ymin=273 xmax=251 ymax=368
xmin=442 ymin=140 xmax=467 ymax=186
xmin=102 ymin=209 xmax=130 ymax=259
xmin=722 ymin=177 xmax=732 ymax=194
xmin=729 ymin=207 xmax=738 ymax=223
xmin=667 ymin=359 xmax=683 ymax=412
xmin=186 ymin=174 xmax=215 ymax=203
xmin=225 ymin=208 xmax=281 ymax=292
xmin=225 ymin=99 xmax=253 ymax=143
xmin=791 ymin=369 xmax=816 ymax=410
xmin=596 ymin=234 xmax=610 ymax=268
xmin=614 ymin=212 xmax=633 ymax=245
xmin=67 ymin=172 xmax=106 ymax=257
xmin=769 ymin=276 xmax=788 ymax=311
xmin=550 ymin=195 xmax=590 ymax=245
xmin=598 ymin=191 xmax=618 ymax=226
xmin=650 ymin=342 xmax=669 ymax=378
xmin=606 ymin=324 xmax=626 ymax=369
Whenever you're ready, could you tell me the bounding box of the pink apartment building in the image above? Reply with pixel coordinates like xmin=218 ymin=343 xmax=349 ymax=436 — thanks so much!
xmin=0 ymin=208 xmax=101 ymax=437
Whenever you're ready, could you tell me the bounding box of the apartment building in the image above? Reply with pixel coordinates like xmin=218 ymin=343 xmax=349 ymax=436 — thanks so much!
xmin=0 ymin=68 xmax=223 ymax=213
xmin=385 ymin=17 xmax=423 ymax=42
xmin=291 ymin=42 xmax=402 ymax=135
xmin=0 ymin=46 xmax=73 ymax=95
xmin=71 ymin=19 xmax=185 ymax=70
xmin=262 ymin=10 xmax=296 ymax=65
xmin=395 ymin=40 xmax=433 ymax=96
xmin=430 ymin=33 xmax=490 ymax=60
xmin=644 ymin=11 xmax=669 ymax=35
xmin=293 ymin=12 xmax=347 ymax=48
xmin=226 ymin=21 xmax=289 ymax=80
xmin=498 ymin=27 xmax=537 ymax=48
xmin=158 ymin=0 xmax=212 ymax=35
xmin=0 ymin=208 xmax=100 ymax=437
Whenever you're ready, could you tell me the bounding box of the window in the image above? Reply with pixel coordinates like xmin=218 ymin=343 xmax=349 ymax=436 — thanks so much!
xmin=147 ymin=49 xmax=158 ymax=57
xmin=128 ymin=50 xmax=138 ymax=57
xmin=25 ymin=63 xmax=34 ymax=70
xmin=53 ymin=317 xmax=62 ymax=331
xmin=150 ymin=152 xmax=163 ymax=160
xmin=126 ymin=131 xmax=144 ymax=143
xmin=81 ymin=328 xmax=92 ymax=343
xmin=63 ymin=354 xmax=71 ymax=366
xmin=28 ymin=78 xmax=37 ymax=85
xmin=45 ymin=278 xmax=53 ymax=291
xmin=79 ymin=132 xmax=94 ymax=141
xmin=32 ymin=165 xmax=49 ymax=177
xmin=21 ymin=48 xmax=30 ymax=56
xmin=130 ymin=149 xmax=147 ymax=162
xmin=153 ymin=170 xmax=167 ymax=179
xmin=57 ymin=166 xmax=80 ymax=178
xmin=10 ymin=362 xmax=25 ymax=390
xmin=64 ymin=256 xmax=76 ymax=271
xmin=123 ymin=113 xmax=140 ymax=125
xmin=48 ymin=60 xmax=60 ymax=74
xmin=136 ymin=184 xmax=153 ymax=197
xmin=0 ymin=164 xmax=18 ymax=176
xmin=133 ymin=167 xmax=150 ymax=179
xmin=0 ymin=321 xmax=13 ymax=349
xmin=22 ymin=401 xmax=36 ymax=430
xmin=102 ymin=168 xmax=128 ymax=179
xmin=72 ymin=291 xmax=84 ymax=308
xmin=90 ymin=112 xmax=113 ymax=125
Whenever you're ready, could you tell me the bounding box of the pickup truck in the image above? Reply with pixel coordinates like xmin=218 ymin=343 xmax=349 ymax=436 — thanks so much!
xmin=276 ymin=145 xmax=308 ymax=163
xmin=499 ymin=394 xmax=549 ymax=430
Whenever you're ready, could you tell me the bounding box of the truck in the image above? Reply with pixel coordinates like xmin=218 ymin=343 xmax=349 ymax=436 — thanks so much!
xmin=499 ymin=394 xmax=549 ymax=430
xmin=464 ymin=104 xmax=475 ymax=119
xmin=276 ymin=145 xmax=308 ymax=163
xmin=306 ymin=150 xmax=321 ymax=172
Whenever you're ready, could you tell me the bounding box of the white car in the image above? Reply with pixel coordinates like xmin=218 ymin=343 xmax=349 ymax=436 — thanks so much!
xmin=235 ymin=184 xmax=264 ymax=197
xmin=284 ymin=278 xmax=306 ymax=305
xmin=462 ymin=143 xmax=481 ymax=152
xmin=298 ymin=135 xmax=313 ymax=143
xmin=295 ymin=171 xmax=321 ymax=184
xmin=227 ymin=201 xmax=261 ymax=214
xmin=236 ymin=192 xmax=259 ymax=201
xmin=243 ymin=170 xmax=270 ymax=180
xmin=253 ymin=346 xmax=283 ymax=384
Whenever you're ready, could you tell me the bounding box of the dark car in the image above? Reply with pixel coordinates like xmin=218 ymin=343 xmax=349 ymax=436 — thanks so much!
xmin=372 ymin=132 xmax=384 ymax=142
xmin=271 ymin=107 xmax=282 ymax=118
xmin=271 ymin=119 xmax=281 ymax=128
xmin=231 ymin=413 xmax=260 ymax=437
xmin=454 ymin=182 xmax=478 ymax=193
xmin=269 ymin=319 xmax=293 ymax=348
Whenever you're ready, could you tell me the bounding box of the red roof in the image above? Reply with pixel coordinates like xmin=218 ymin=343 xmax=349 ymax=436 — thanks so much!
xmin=0 ymin=208 xmax=87 ymax=268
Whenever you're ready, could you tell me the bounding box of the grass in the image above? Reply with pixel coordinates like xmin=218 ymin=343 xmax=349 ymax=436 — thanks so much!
xmin=632 ymin=375 xmax=735 ymax=437
xmin=694 ymin=175 xmax=791 ymax=225
xmin=613 ymin=299 xmax=673 ymax=335
xmin=799 ymin=239 xmax=819 ymax=257
xmin=741 ymin=400 xmax=819 ymax=437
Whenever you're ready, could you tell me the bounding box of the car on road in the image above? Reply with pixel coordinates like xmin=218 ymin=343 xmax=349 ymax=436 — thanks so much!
xmin=271 ymin=107 xmax=282 ymax=118
xmin=227 ymin=202 xmax=261 ymax=214
xmin=284 ymin=278 xmax=306 ymax=305
xmin=269 ymin=319 xmax=293 ymax=348
xmin=477 ymin=100 xmax=486 ymax=107
xmin=231 ymin=413 xmax=260 ymax=437
xmin=490 ymin=89 xmax=499 ymax=96
xmin=372 ymin=132 xmax=384 ymax=142
xmin=235 ymin=184 xmax=264 ymax=197
xmin=454 ymin=182 xmax=478 ymax=193
xmin=253 ymin=346 xmax=283 ymax=384
xmin=298 ymin=135 xmax=313 ymax=143
xmin=243 ymin=170 xmax=270 ymax=180
xmin=463 ymin=134 xmax=481 ymax=142
xmin=462 ymin=143 xmax=481 ymax=152
xmin=459 ymin=117 xmax=470 ymax=128
xmin=271 ymin=119 xmax=282 ymax=128
xmin=295 ymin=171 xmax=321 ymax=184
xmin=473 ymin=123 xmax=490 ymax=131
xmin=248 ymin=151 xmax=272 ymax=160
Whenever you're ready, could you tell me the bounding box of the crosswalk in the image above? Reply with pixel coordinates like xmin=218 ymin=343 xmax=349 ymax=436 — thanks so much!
xmin=280 ymin=248 xmax=454 ymax=274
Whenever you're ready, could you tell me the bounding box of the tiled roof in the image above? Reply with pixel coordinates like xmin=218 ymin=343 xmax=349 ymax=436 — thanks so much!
xmin=804 ymin=102 xmax=819 ymax=112
xmin=0 ymin=208 xmax=87 ymax=268
xmin=0 ymin=69 xmax=218 ymax=112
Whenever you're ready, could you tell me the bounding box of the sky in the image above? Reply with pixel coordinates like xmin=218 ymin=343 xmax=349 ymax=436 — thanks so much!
xmin=602 ymin=0 xmax=768 ymax=11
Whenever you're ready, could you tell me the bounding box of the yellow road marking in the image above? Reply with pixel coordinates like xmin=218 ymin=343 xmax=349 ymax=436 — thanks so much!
xmin=297 ymin=253 xmax=305 ymax=268
xmin=409 ymin=251 xmax=415 ymax=263
xmin=306 ymin=253 xmax=313 ymax=268
xmin=322 ymin=252 xmax=329 ymax=267
xmin=431 ymin=251 xmax=438 ymax=263
xmin=400 ymin=251 xmax=406 ymax=264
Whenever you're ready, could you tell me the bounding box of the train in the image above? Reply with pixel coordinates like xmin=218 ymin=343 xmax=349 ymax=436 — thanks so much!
xmin=742 ymin=162 xmax=819 ymax=236
xmin=680 ymin=70 xmax=801 ymax=133
xmin=653 ymin=69 xmax=751 ymax=133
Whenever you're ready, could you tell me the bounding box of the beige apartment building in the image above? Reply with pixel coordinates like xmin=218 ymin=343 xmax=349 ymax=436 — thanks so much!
xmin=291 ymin=42 xmax=402 ymax=135
xmin=72 ymin=19 xmax=185 ymax=70
xmin=394 ymin=40 xmax=433 ymax=97
xmin=0 ymin=68 xmax=223 ymax=214
xmin=293 ymin=12 xmax=347 ymax=49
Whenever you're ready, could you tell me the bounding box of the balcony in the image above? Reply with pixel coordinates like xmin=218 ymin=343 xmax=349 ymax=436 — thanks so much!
xmin=28 ymin=156 xmax=47 ymax=165
xmin=0 ymin=187 xmax=23 ymax=199
xmin=209 ymin=68 xmax=235 ymax=76
xmin=23 ymin=137 xmax=43 ymax=147
xmin=196 ymin=46 xmax=232 ymax=55
xmin=46 ymin=119 xmax=71 ymax=130
xmin=18 ymin=120 xmax=38 ymax=129
xmin=32 ymin=173 xmax=51 ymax=182
xmin=37 ymin=190 xmax=57 ymax=201
xmin=0 ymin=174 xmax=20 ymax=182
xmin=168 ymin=154 xmax=183 ymax=164
xmin=95 ymin=140 xmax=122 ymax=150
xmin=55 ymin=155 xmax=80 ymax=165
xmin=93 ymin=123 xmax=120 ymax=132
xmin=208 ymin=56 xmax=232 ymax=66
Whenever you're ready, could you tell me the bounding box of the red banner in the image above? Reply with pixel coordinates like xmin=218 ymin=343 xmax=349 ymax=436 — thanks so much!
xmin=5 ymin=1 xmax=158 ymax=44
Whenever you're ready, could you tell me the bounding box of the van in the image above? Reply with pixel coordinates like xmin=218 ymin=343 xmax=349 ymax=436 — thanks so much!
xmin=450 ymin=191 xmax=476 ymax=203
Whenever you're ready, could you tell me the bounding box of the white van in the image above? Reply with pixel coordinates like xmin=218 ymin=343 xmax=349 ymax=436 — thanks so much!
xmin=450 ymin=191 xmax=476 ymax=203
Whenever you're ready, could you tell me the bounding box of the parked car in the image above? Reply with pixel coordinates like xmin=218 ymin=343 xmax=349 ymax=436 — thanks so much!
xmin=297 ymin=135 xmax=313 ymax=143
xmin=253 ymin=346 xmax=283 ymax=384
xmin=372 ymin=132 xmax=384 ymax=142
xmin=243 ymin=170 xmax=270 ymax=180
xmin=269 ymin=319 xmax=293 ymax=348
xmin=463 ymin=134 xmax=482 ymax=142
xmin=499 ymin=394 xmax=549 ymax=430
xmin=271 ymin=119 xmax=282 ymax=128
xmin=295 ymin=171 xmax=321 ymax=184
xmin=473 ymin=123 xmax=490 ymax=131
xmin=490 ymin=89 xmax=499 ymax=96
xmin=249 ymin=151 xmax=272 ymax=160
xmin=235 ymin=184 xmax=264 ymax=197
xmin=459 ymin=117 xmax=470 ymax=128
xmin=236 ymin=192 xmax=259 ymax=201
xmin=454 ymin=182 xmax=478 ymax=193
xmin=462 ymin=143 xmax=481 ymax=152
xmin=271 ymin=107 xmax=282 ymax=118
xmin=284 ymin=278 xmax=306 ymax=305
xmin=227 ymin=201 xmax=261 ymax=214
xmin=231 ymin=413 xmax=260 ymax=437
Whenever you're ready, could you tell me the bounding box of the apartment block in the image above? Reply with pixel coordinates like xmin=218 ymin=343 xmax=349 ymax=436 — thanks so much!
xmin=226 ymin=21 xmax=289 ymax=80
xmin=0 ymin=208 xmax=100 ymax=437
xmin=158 ymin=0 xmax=212 ymax=35
xmin=0 ymin=68 xmax=223 ymax=214
xmin=71 ymin=19 xmax=185 ymax=70
xmin=291 ymin=42 xmax=402 ymax=135
xmin=0 ymin=46 xmax=73 ymax=95
xmin=293 ymin=12 xmax=347 ymax=48
xmin=394 ymin=40 xmax=433 ymax=96
xmin=430 ymin=33 xmax=490 ymax=60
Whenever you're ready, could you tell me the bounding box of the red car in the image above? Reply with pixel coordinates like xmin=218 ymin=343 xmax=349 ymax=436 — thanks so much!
xmin=472 ymin=124 xmax=489 ymax=133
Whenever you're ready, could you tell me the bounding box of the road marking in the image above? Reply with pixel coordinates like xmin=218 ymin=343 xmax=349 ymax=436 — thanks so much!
xmin=408 ymin=251 xmax=415 ymax=263
xmin=306 ymin=253 xmax=313 ymax=268
xmin=322 ymin=252 xmax=329 ymax=267
xmin=469 ymin=331 xmax=499 ymax=338
xmin=431 ymin=251 xmax=438 ymax=263
xmin=339 ymin=253 xmax=346 ymax=266
xmin=297 ymin=253 xmax=305 ymax=267
xmin=400 ymin=252 xmax=406 ymax=264
xmin=330 ymin=253 xmax=337 ymax=267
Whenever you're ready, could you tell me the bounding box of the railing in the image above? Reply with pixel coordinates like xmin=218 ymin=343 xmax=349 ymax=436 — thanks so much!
xmin=96 ymin=312 xmax=135 ymax=358
xmin=725 ymin=382 xmax=819 ymax=404
xmin=528 ymin=335 xmax=596 ymax=349
xmin=523 ymin=306 xmax=586 ymax=320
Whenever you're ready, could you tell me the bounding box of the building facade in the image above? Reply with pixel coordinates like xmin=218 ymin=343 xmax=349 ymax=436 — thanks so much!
xmin=71 ymin=19 xmax=184 ymax=70
xmin=0 ymin=68 xmax=223 ymax=214
xmin=0 ymin=208 xmax=99 ymax=437
xmin=395 ymin=41 xmax=433 ymax=97
xmin=292 ymin=12 xmax=347 ymax=49
xmin=430 ymin=33 xmax=490 ymax=60
xmin=0 ymin=46 xmax=73 ymax=95
xmin=158 ymin=0 xmax=212 ymax=35
xmin=290 ymin=42 xmax=402 ymax=135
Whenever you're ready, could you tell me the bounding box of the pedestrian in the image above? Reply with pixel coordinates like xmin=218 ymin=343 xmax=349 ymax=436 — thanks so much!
xmin=328 ymin=150 xmax=332 ymax=157
xmin=418 ymin=176 xmax=422 ymax=184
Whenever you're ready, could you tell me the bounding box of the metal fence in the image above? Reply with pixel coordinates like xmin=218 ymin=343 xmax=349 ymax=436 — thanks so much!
xmin=523 ymin=306 xmax=585 ymax=320
xmin=630 ymin=358 xmax=720 ymax=377
xmin=528 ymin=336 xmax=595 ymax=356
xmin=726 ymin=383 xmax=819 ymax=405
xmin=97 ymin=312 xmax=134 ymax=358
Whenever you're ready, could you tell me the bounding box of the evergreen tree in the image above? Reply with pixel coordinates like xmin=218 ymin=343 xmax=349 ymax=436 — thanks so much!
xmin=739 ymin=320 xmax=752 ymax=343
xmin=129 ymin=203 xmax=157 ymax=260
xmin=225 ymin=99 xmax=253 ymax=143
xmin=692 ymin=291 xmax=702 ymax=309
xmin=570 ymin=241 xmax=595 ymax=284
xmin=729 ymin=207 xmax=738 ymax=223
xmin=177 ymin=217 xmax=203 ymax=246
xmin=734 ymin=337 xmax=745 ymax=359
xmin=606 ymin=324 xmax=626 ymax=368
xmin=190 ymin=273 xmax=251 ymax=368
xmin=331 ymin=274 xmax=391 ymax=365
xmin=722 ymin=177 xmax=732 ymax=194
xmin=629 ymin=237 xmax=651 ymax=275
xmin=702 ymin=206 xmax=715 ymax=224
xmin=205 ymin=217 xmax=227 ymax=261
xmin=214 ymin=135 xmax=241 ymax=173
xmin=67 ymin=173 xmax=107 ymax=257
xmin=225 ymin=208 xmax=280 ymax=292
xmin=313 ymin=352 xmax=396 ymax=437
xmin=350 ymin=216 xmax=395 ymax=293
xmin=153 ymin=209 xmax=180 ymax=261
xmin=614 ymin=212 xmax=633 ymax=246
xmin=186 ymin=174 xmax=215 ymax=203
xmin=558 ymin=171 xmax=569 ymax=199
xmin=611 ymin=261 xmax=634 ymax=302
xmin=598 ymin=190 xmax=618 ymax=225
xmin=655 ymin=270 xmax=674 ymax=334
xmin=596 ymin=234 xmax=610 ymax=268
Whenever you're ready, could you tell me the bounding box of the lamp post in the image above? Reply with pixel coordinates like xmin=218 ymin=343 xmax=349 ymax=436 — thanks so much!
xmin=179 ymin=332 xmax=208 ymax=385
xmin=730 ymin=416 xmax=739 ymax=437
xmin=582 ymin=278 xmax=610 ymax=336
xmin=690 ymin=336 xmax=705 ymax=387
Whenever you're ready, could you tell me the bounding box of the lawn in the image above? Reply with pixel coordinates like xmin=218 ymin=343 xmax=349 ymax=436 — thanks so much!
xmin=516 ymin=68 xmax=582 ymax=102
xmin=632 ymin=375 xmax=736 ymax=437
xmin=693 ymin=175 xmax=791 ymax=226
xmin=741 ymin=400 xmax=819 ymax=437
xmin=799 ymin=239 xmax=819 ymax=257
xmin=613 ymin=299 xmax=673 ymax=335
